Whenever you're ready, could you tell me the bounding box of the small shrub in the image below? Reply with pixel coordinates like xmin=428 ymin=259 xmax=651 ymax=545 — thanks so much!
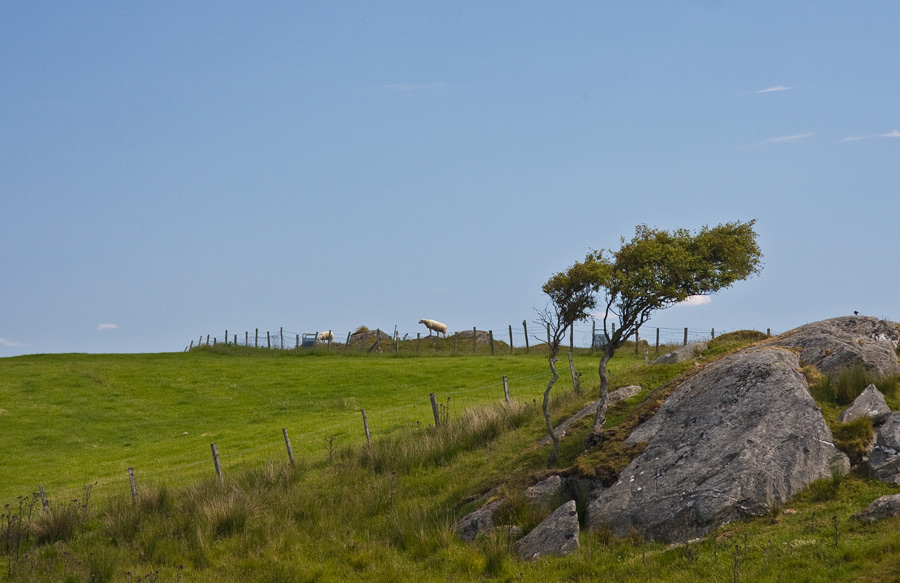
xmin=831 ymin=416 xmax=875 ymax=466
xmin=31 ymin=502 xmax=81 ymax=545
xmin=804 ymin=468 xmax=846 ymax=503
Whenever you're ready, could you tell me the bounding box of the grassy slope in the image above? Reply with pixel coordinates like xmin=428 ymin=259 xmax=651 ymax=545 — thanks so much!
xmin=3 ymin=340 xmax=900 ymax=582
xmin=1 ymin=347 xmax=589 ymax=504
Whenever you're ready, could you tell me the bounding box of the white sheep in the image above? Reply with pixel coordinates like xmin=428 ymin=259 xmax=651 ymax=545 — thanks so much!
xmin=418 ymin=319 xmax=447 ymax=338
xmin=317 ymin=330 xmax=334 ymax=342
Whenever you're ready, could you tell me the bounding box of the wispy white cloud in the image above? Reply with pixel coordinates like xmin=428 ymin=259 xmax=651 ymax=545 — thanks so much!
xmin=97 ymin=323 xmax=119 ymax=331
xmin=841 ymin=129 xmax=900 ymax=142
xmin=676 ymin=295 xmax=712 ymax=308
xmin=0 ymin=337 xmax=27 ymax=347
xmin=755 ymin=85 xmax=793 ymax=94
xmin=738 ymin=132 xmax=815 ymax=150
xmin=735 ymin=85 xmax=793 ymax=97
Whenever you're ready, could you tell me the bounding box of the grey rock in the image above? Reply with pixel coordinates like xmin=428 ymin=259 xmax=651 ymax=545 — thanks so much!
xmin=868 ymin=413 xmax=900 ymax=484
xmin=651 ymin=342 xmax=708 ymax=365
xmin=838 ymin=384 xmax=891 ymax=424
xmin=524 ymin=475 xmax=564 ymax=509
xmin=609 ymin=384 xmax=642 ymax=406
xmin=854 ymin=494 xmax=900 ymax=523
xmin=515 ymin=500 xmax=580 ymax=560
xmin=539 ymin=385 xmax=642 ymax=447
xmin=588 ymin=348 xmax=849 ymax=542
xmin=767 ymin=316 xmax=900 ymax=378
xmin=456 ymin=500 xmax=503 ymax=542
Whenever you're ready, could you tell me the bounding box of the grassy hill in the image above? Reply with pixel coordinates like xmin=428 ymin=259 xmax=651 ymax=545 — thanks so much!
xmin=2 ymin=339 xmax=900 ymax=582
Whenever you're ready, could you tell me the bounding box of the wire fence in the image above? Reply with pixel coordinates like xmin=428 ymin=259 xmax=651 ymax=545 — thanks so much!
xmin=186 ymin=321 xmax=771 ymax=353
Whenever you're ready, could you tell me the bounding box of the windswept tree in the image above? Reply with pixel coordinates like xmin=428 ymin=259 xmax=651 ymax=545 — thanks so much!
xmin=576 ymin=220 xmax=763 ymax=447
xmin=537 ymin=260 xmax=599 ymax=463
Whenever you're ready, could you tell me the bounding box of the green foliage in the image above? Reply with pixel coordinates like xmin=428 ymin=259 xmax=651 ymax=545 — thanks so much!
xmin=586 ymin=220 xmax=762 ymax=347
xmin=830 ymin=417 xmax=875 ymax=467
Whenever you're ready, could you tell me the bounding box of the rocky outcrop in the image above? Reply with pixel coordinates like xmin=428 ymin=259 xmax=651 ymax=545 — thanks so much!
xmin=515 ymin=500 xmax=580 ymax=560
xmin=456 ymin=500 xmax=503 ymax=542
xmin=839 ymin=384 xmax=891 ymax=424
xmin=766 ymin=316 xmax=900 ymax=378
xmin=588 ymin=347 xmax=849 ymax=542
xmin=854 ymin=494 xmax=900 ymax=523
xmin=524 ymin=476 xmax=564 ymax=509
xmin=651 ymin=342 xmax=708 ymax=365
xmin=868 ymin=413 xmax=900 ymax=484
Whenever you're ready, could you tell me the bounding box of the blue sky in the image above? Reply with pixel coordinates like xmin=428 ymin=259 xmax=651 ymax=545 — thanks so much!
xmin=2 ymin=2 xmax=898 ymax=356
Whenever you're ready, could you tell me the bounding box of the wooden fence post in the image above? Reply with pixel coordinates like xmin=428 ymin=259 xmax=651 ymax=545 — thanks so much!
xmin=206 ymin=335 xmax=210 ymax=346
xmin=267 ymin=331 xmax=271 ymax=349
xmin=711 ymin=328 xmax=715 ymax=339
xmin=233 ymin=334 xmax=237 ymax=345
xmin=282 ymin=429 xmax=295 ymax=465
xmin=430 ymin=393 xmax=441 ymax=428
xmin=189 ymin=340 xmax=193 ymax=350
xmin=255 ymin=328 xmax=258 ymax=347
xmin=592 ymin=320 xmax=596 ymax=352
xmin=211 ymin=443 xmax=223 ymax=482
xmin=361 ymin=409 xmax=371 ymax=443
xmin=296 ymin=334 xmax=300 ymax=348
xmin=128 ymin=467 xmax=138 ymax=504
xmin=225 ymin=330 xmax=228 ymax=345
xmin=39 ymin=485 xmax=50 ymax=514
xmin=246 ymin=331 xmax=248 ymax=346
xmin=523 ymin=320 xmax=530 ymax=353
xmin=502 ymin=375 xmax=510 ymax=403
xmin=567 ymin=352 xmax=580 ymax=394
xmin=656 ymin=327 xmax=660 ymax=354
xmin=767 ymin=328 xmax=771 ymax=337
xmin=280 ymin=327 xmax=284 ymax=349
xmin=508 ymin=325 xmax=514 ymax=354
xmin=489 ymin=330 xmax=494 ymax=355
xmin=683 ymin=327 xmax=688 ymax=346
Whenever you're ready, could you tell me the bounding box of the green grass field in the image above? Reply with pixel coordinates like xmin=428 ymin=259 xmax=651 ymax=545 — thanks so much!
xmin=3 ymin=339 xmax=900 ymax=582
xmin=1 ymin=346 xmax=594 ymax=504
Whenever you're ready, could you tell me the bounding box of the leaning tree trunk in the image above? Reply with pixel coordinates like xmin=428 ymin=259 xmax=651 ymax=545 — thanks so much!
xmin=543 ymin=355 xmax=561 ymax=464
xmin=585 ymin=350 xmax=613 ymax=448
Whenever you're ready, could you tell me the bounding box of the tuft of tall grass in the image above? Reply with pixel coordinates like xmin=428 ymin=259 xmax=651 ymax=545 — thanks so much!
xmin=809 ymin=365 xmax=899 ymax=407
xmin=347 ymin=400 xmax=532 ymax=473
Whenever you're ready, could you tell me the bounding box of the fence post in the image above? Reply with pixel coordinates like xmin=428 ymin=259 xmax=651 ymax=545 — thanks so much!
xmin=296 ymin=334 xmax=300 ymax=348
xmin=489 ymin=330 xmax=494 ymax=355
xmin=280 ymin=327 xmax=284 ymax=349
xmin=267 ymin=331 xmax=271 ymax=349
xmin=767 ymin=328 xmax=771 ymax=337
xmin=189 ymin=340 xmax=193 ymax=350
xmin=523 ymin=320 xmax=530 ymax=353
xmin=255 ymin=328 xmax=258 ymax=348
xmin=211 ymin=443 xmax=223 ymax=482
xmin=656 ymin=327 xmax=660 ymax=354
xmin=39 ymin=485 xmax=49 ymax=514
xmin=567 ymin=352 xmax=580 ymax=394
xmin=508 ymin=325 xmax=514 ymax=354
xmin=591 ymin=320 xmax=596 ymax=352
xmin=281 ymin=428 xmax=295 ymax=465
xmin=245 ymin=331 xmax=248 ymax=346
xmin=683 ymin=327 xmax=688 ymax=346
xmin=711 ymin=328 xmax=715 ymax=339
xmin=345 ymin=332 xmax=351 ymax=349
xmin=233 ymin=334 xmax=237 ymax=345
xmin=416 ymin=333 xmax=421 ymax=353
xmin=502 ymin=375 xmax=510 ymax=403
xmin=127 ymin=467 xmax=139 ymax=504
xmin=361 ymin=409 xmax=371 ymax=443
xmin=206 ymin=335 xmax=210 ymax=346
xmin=430 ymin=392 xmax=441 ymax=427
xmin=225 ymin=330 xmax=228 ymax=345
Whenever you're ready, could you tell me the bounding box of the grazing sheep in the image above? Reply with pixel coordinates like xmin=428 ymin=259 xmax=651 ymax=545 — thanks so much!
xmin=317 ymin=330 xmax=334 ymax=342
xmin=418 ymin=319 xmax=447 ymax=338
